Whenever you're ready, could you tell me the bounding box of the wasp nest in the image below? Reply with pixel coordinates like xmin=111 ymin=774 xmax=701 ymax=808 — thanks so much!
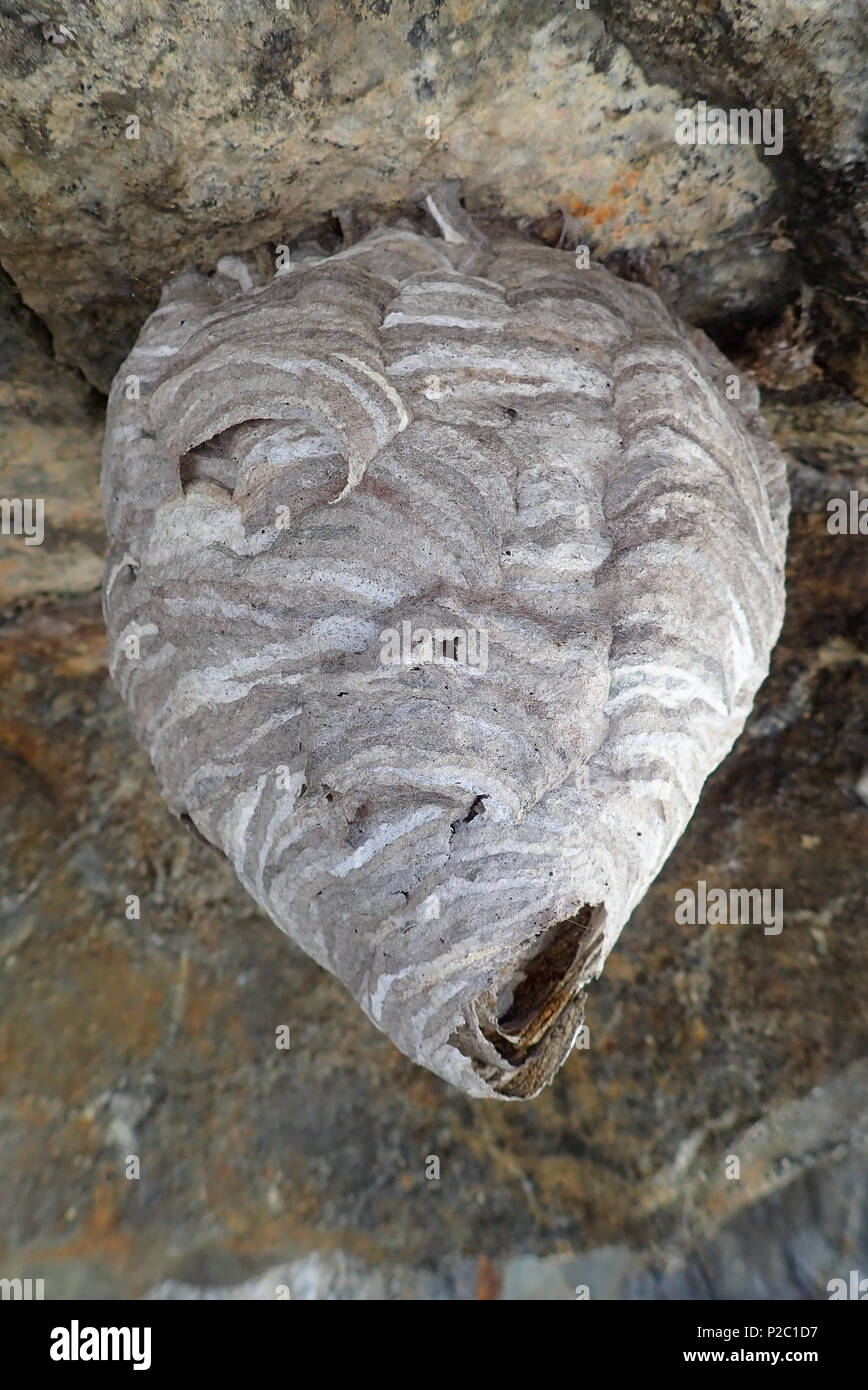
xmin=102 ymin=194 xmax=789 ymax=1099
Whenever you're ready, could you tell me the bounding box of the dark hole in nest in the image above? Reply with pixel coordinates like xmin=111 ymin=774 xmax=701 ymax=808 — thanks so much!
xmin=450 ymin=794 xmax=486 ymax=836
xmin=448 ymin=903 xmax=604 ymax=1097
xmin=496 ymin=904 xmax=595 ymax=1040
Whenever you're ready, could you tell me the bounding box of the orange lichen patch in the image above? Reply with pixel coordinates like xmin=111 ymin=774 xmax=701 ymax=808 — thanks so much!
xmin=557 ymin=170 xmax=652 ymax=241
xmin=559 ymin=194 xmax=594 ymax=220
xmin=613 ymin=170 xmax=642 ymax=193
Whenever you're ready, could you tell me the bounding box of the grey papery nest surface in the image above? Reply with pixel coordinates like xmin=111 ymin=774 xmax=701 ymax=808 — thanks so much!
xmin=102 ymin=195 xmax=789 ymax=1099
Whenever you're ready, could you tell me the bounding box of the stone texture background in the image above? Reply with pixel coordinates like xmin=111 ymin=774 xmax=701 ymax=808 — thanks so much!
xmin=0 ymin=0 xmax=866 ymax=1298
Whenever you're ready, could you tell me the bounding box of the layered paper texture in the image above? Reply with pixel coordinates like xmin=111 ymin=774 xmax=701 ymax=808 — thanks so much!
xmin=102 ymin=216 xmax=789 ymax=1098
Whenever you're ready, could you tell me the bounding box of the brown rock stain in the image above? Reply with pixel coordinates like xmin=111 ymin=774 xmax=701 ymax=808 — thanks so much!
xmin=475 ymin=1253 xmax=502 ymax=1300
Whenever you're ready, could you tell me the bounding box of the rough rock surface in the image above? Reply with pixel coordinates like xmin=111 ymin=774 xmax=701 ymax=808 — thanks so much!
xmin=0 ymin=0 xmax=823 ymax=390
xmin=0 ymin=457 xmax=865 ymax=1292
xmin=0 ymin=270 xmax=104 ymax=606
xmin=598 ymin=0 xmax=868 ymax=389
xmin=101 ymin=214 xmax=788 ymax=1098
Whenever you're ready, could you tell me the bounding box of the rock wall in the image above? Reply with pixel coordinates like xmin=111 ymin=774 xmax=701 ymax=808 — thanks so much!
xmin=2 ymin=0 xmax=841 ymax=388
